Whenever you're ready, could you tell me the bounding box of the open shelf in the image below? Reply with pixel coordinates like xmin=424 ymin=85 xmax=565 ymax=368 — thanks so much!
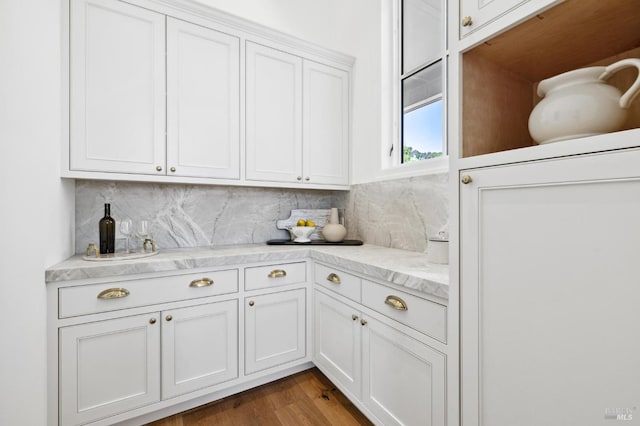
xmin=461 ymin=0 xmax=640 ymax=158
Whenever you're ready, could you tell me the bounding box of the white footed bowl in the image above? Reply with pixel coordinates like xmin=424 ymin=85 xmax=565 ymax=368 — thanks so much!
xmin=290 ymin=226 xmax=315 ymax=243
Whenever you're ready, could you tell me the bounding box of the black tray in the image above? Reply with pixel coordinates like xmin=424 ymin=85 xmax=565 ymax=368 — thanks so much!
xmin=267 ymin=239 xmax=363 ymax=246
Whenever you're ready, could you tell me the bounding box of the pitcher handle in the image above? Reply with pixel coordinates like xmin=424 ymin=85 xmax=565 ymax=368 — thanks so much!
xmin=599 ymin=58 xmax=640 ymax=109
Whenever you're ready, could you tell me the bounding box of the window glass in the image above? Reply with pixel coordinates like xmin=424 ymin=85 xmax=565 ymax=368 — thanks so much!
xmin=402 ymin=0 xmax=442 ymax=73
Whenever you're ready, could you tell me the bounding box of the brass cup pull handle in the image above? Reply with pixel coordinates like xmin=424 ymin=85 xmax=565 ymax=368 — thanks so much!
xmin=385 ymin=295 xmax=408 ymax=311
xmin=268 ymin=269 xmax=287 ymax=278
xmin=326 ymin=273 xmax=341 ymax=284
xmin=97 ymin=288 xmax=130 ymax=300
xmin=190 ymin=278 xmax=214 ymax=288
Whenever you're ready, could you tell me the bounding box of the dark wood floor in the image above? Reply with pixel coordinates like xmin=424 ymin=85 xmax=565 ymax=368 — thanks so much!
xmin=147 ymin=368 xmax=373 ymax=426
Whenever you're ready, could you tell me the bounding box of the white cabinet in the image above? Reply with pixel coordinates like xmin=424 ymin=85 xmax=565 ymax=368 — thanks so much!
xmin=245 ymin=288 xmax=307 ymax=374
xmin=302 ymin=61 xmax=350 ymax=186
xmin=459 ymin=149 xmax=640 ymax=426
xmin=459 ymin=0 xmax=559 ymax=39
xmin=246 ymin=43 xmax=350 ymax=186
xmin=166 ymin=18 xmax=240 ymax=179
xmin=245 ymin=42 xmax=303 ymax=183
xmin=161 ymin=300 xmax=238 ymax=399
xmin=59 ymin=299 xmax=239 ymax=426
xmin=362 ymin=316 xmax=446 ymax=426
xmin=313 ymin=290 xmax=362 ymax=398
xmin=313 ymin=283 xmax=446 ymax=426
xmin=69 ymin=0 xmax=166 ymax=175
xmin=67 ymin=0 xmax=353 ymax=188
xmin=59 ymin=313 xmax=161 ymax=426
xmin=70 ymin=0 xmax=241 ymax=179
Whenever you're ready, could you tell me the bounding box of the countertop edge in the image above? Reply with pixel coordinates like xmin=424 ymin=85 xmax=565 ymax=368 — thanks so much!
xmin=46 ymin=244 xmax=449 ymax=301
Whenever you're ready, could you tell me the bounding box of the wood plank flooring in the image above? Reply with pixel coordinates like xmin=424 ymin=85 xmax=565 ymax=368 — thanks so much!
xmin=147 ymin=368 xmax=373 ymax=426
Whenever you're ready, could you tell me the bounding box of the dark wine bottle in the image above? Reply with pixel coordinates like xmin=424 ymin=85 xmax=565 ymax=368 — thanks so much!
xmin=99 ymin=203 xmax=116 ymax=254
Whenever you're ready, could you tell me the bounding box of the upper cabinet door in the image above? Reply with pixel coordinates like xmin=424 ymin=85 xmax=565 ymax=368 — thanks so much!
xmin=166 ymin=18 xmax=240 ymax=179
xmin=303 ymin=61 xmax=350 ymax=186
xmin=245 ymin=42 xmax=303 ymax=183
xmin=69 ymin=0 xmax=166 ymax=175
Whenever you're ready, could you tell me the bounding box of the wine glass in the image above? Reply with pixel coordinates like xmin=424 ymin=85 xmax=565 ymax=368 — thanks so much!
xmin=119 ymin=218 xmax=133 ymax=253
xmin=136 ymin=220 xmax=150 ymax=252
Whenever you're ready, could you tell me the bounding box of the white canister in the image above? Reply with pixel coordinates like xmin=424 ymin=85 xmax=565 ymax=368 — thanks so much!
xmin=427 ymin=238 xmax=449 ymax=264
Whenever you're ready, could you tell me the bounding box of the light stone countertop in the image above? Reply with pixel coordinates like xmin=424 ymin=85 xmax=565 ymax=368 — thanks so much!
xmin=46 ymin=244 xmax=449 ymax=301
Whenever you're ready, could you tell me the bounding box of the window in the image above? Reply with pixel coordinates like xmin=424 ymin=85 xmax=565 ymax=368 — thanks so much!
xmin=391 ymin=0 xmax=446 ymax=166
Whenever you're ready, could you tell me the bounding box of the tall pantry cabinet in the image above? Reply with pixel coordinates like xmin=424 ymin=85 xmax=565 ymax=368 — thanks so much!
xmin=450 ymin=0 xmax=640 ymax=425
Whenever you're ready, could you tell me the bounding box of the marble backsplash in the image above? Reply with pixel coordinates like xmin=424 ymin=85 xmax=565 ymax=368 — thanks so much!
xmin=75 ymin=181 xmax=341 ymax=253
xmin=337 ymin=173 xmax=449 ymax=253
xmin=75 ymin=173 xmax=448 ymax=254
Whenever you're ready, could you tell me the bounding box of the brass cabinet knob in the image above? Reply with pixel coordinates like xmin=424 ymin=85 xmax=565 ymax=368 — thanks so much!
xmin=297 ymin=176 xmax=302 ymax=181
xmin=462 ymin=16 xmax=473 ymax=27
xmin=305 ymin=177 xmax=310 ymax=181
xmin=165 ymin=315 xmax=173 ymax=322
xmin=461 ymin=175 xmax=472 ymax=184
xmin=361 ymin=319 xmax=368 ymax=326
xmin=149 ymin=318 xmax=157 ymax=324
xmin=352 ymin=314 xmax=358 ymax=321
xmin=156 ymin=165 xmax=163 ymax=172
xmin=170 ymin=167 xmax=176 ymax=172
xmin=249 ymin=301 xmax=255 ymax=307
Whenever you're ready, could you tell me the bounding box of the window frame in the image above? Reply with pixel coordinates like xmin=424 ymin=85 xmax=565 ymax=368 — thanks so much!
xmin=383 ymin=0 xmax=448 ymax=176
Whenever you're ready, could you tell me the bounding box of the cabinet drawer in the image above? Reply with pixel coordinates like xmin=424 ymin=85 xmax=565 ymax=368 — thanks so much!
xmin=245 ymin=262 xmax=307 ymax=291
xmin=58 ymin=269 xmax=238 ymax=318
xmin=361 ymin=280 xmax=446 ymax=343
xmin=314 ymin=263 xmax=361 ymax=302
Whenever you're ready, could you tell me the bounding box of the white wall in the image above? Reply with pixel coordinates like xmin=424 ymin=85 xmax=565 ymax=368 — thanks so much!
xmin=194 ymin=0 xmax=384 ymax=183
xmin=0 ymin=1 xmax=75 ymax=424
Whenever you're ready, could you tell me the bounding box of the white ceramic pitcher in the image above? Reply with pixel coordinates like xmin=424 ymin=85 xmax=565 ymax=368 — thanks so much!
xmin=528 ymin=58 xmax=640 ymax=144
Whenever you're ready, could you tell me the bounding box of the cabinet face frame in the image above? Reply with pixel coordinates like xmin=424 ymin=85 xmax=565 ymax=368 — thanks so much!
xmin=166 ymin=17 xmax=241 ymax=179
xmin=69 ymin=0 xmax=166 ymax=175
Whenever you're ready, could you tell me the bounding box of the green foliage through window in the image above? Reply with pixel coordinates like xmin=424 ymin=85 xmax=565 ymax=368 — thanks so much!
xmin=403 ymin=146 xmax=443 ymax=163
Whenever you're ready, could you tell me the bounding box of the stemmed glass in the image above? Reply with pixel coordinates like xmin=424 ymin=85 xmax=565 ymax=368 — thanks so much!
xmin=119 ymin=218 xmax=133 ymax=253
xmin=136 ymin=220 xmax=150 ymax=252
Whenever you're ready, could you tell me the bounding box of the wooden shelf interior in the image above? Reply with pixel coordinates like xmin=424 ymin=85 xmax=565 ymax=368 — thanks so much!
xmin=462 ymin=0 xmax=640 ymax=157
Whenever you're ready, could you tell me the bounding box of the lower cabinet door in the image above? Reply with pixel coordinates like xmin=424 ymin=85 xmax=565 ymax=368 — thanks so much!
xmin=313 ymin=289 xmax=361 ymax=398
xmin=362 ymin=316 xmax=446 ymax=426
xmin=245 ymin=288 xmax=306 ymax=374
xmin=161 ymin=300 xmax=238 ymax=399
xmin=59 ymin=313 xmax=161 ymax=426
